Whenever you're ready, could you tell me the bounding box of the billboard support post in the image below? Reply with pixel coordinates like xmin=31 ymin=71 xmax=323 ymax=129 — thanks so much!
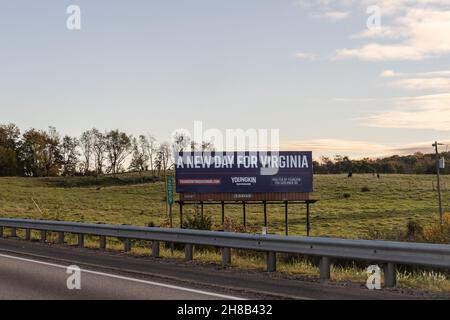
xmin=201 ymin=201 xmax=204 ymax=218
xmin=306 ymin=202 xmax=311 ymax=237
xmin=243 ymin=202 xmax=247 ymax=230
xmin=284 ymin=201 xmax=288 ymax=236
xmin=263 ymin=201 xmax=267 ymax=227
xmin=179 ymin=201 xmax=184 ymax=228
xmin=176 ymin=199 xmax=317 ymax=236
xmin=221 ymin=201 xmax=225 ymax=225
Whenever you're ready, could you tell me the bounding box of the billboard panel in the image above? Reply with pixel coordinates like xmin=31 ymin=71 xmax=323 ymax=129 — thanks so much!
xmin=175 ymin=151 xmax=313 ymax=193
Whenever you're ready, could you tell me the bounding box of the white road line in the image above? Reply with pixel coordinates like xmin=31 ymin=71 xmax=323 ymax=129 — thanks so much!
xmin=0 ymin=253 xmax=245 ymax=300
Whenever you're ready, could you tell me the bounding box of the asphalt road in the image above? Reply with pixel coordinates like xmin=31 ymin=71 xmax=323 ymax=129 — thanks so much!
xmin=0 ymin=252 xmax=241 ymax=300
xmin=0 ymin=238 xmax=444 ymax=300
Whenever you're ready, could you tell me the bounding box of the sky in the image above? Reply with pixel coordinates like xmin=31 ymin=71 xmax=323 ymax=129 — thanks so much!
xmin=1 ymin=0 xmax=450 ymax=158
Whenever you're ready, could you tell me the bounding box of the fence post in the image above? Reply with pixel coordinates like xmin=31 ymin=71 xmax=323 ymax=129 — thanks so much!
xmin=319 ymin=256 xmax=331 ymax=280
xmin=25 ymin=229 xmax=31 ymax=241
xmin=152 ymin=240 xmax=160 ymax=258
xmin=123 ymin=238 xmax=131 ymax=252
xmin=222 ymin=248 xmax=231 ymax=267
xmin=0 ymin=226 xmax=3 ymax=238
xmin=266 ymin=252 xmax=277 ymax=272
xmin=40 ymin=230 xmax=46 ymax=242
xmin=10 ymin=227 xmax=17 ymax=238
xmin=78 ymin=234 xmax=84 ymax=248
xmin=185 ymin=244 xmax=193 ymax=261
xmin=57 ymin=232 xmax=65 ymax=244
xmin=384 ymin=263 xmax=397 ymax=288
xmin=99 ymin=236 xmax=106 ymax=250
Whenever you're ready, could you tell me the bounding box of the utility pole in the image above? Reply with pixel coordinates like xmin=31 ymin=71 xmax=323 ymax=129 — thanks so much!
xmin=162 ymin=150 xmax=169 ymax=220
xmin=432 ymin=141 xmax=444 ymax=225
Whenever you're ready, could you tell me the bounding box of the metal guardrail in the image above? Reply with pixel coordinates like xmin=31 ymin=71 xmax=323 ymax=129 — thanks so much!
xmin=0 ymin=218 xmax=449 ymax=288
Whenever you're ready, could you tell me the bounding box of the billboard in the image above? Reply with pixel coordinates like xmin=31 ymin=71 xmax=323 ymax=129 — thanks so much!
xmin=175 ymin=151 xmax=313 ymax=193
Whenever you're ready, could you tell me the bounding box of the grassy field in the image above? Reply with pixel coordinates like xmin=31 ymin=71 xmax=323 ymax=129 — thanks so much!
xmin=1 ymin=173 xmax=449 ymax=292
xmin=0 ymin=173 xmax=448 ymax=239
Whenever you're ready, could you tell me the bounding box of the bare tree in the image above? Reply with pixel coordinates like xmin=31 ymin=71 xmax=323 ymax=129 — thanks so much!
xmin=172 ymin=131 xmax=190 ymax=154
xmin=190 ymin=140 xmax=198 ymax=151
xmin=45 ymin=127 xmax=62 ymax=176
xmin=201 ymin=140 xmax=215 ymax=152
xmin=155 ymin=142 xmax=171 ymax=177
xmin=105 ymin=129 xmax=132 ymax=175
xmin=129 ymin=137 xmax=149 ymax=174
xmin=61 ymin=135 xmax=79 ymax=176
xmin=79 ymin=129 xmax=94 ymax=174
xmin=92 ymin=128 xmax=106 ymax=175
xmin=145 ymin=134 xmax=158 ymax=176
xmin=188 ymin=139 xmax=214 ymax=152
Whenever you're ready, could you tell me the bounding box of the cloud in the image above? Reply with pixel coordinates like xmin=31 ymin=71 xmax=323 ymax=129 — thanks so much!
xmin=360 ymin=93 xmax=450 ymax=131
xmin=381 ymin=69 xmax=450 ymax=78
xmin=381 ymin=69 xmax=450 ymax=91
xmin=390 ymin=78 xmax=450 ymax=91
xmin=380 ymin=70 xmax=400 ymax=78
xmin=332 ymin=97 xmax=378 ymax=102
xmin=281 ymin=138 xmax=449 ymax=158
xmin=294 ymin=1 xmax=450 ymax=61
xmin=295 ymin=52 xmax=317 ymax=60
xmin=336 ymin=43 xmax=430 ymax=61
xmin=320 ymin=10 xmax=351 ymax=21
xmin=351 ymin=26 xmax=407 ymax=40
xmin=296 ymin=1 xmax=351 ymax=20
xmin=336 ymin=5 xmax=450 ymax=61
xmin=414 ymin=70 xmax=450 ymax=77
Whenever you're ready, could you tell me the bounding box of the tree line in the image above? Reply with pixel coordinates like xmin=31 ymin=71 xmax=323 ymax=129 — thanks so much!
xmin=314 ymin=154 xmax=449 ymax=175
xmin=0 ymin=123 xmax=174 ymax=177
xmin=0 ymin=123 xmax=447 ymax=177
xmin=0 ymin=123 xmax=216 ymax=177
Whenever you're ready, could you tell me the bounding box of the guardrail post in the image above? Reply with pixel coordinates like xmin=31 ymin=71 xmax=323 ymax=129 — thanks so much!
xmin=0 ymin=226 xmax=3 ymax=238
xmin=25 ymin=229 xmax=31 ymax=241
xmin=152 ymin=240 xmax=160 ymax=258
xmin=40 ymin=230 xmax=46 ymax=242
xmin=222 ymin=248 xmax=231 ymax=267
xmin=184 ymin=244 xmax=193 ymax=261
xmin=78 ymin=234 xmax=84 ymax=248
xmin=384 ymin=263 xmax=397 ymax=288
xmin=123 ymin=238 xmax=131 ymax=252
xmin=266 ymin=252 xmax=277 ymax=272
xmin=57 ymin=232 xmax=64 ymax=244
xmin=10 ymin=227 xmax=17 ymax=238
xmin=99 ymin=236 xmax=106 ymax=250
xmin=319 ymin=256 xmax=331 ymax=280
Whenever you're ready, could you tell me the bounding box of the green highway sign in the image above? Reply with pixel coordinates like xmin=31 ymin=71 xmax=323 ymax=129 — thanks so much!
xmin=166 ymin=176 xmax=174 ymax=206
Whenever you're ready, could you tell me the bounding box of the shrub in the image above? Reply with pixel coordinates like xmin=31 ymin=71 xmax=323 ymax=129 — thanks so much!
xmin=406 ymin=220 xmax=424 ymax=242
xmin=217 ymin=217 xmax=247 ymax=233
xmin=360 ymin=186 xmax=370 ymax=192
xmin=184 ymin=213 xmax=212 ymax=231
xmin=367 ymin=227 xmax=405 ymax=241
xmin=423 ymin=213 xmax=450 ymax=244
xmin=367 ymin=219 xmax=424 ymax=242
